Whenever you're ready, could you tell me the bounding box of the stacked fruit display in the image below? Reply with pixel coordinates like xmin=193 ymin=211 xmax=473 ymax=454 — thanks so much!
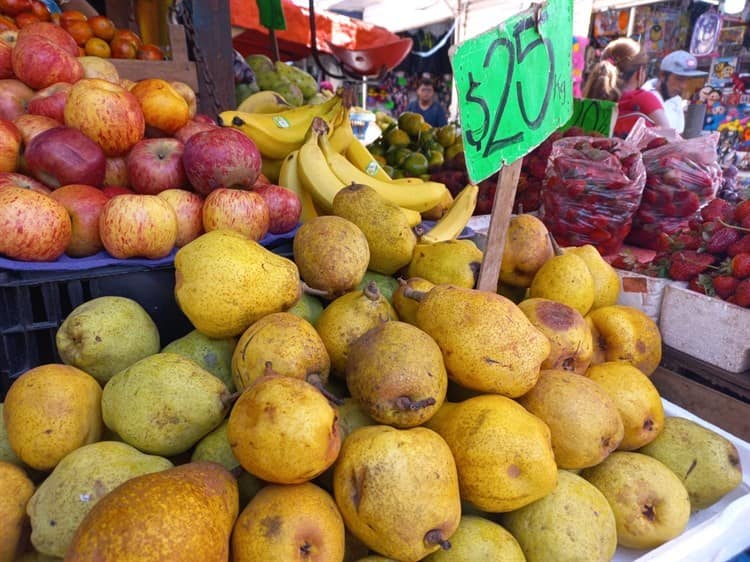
xmin=1 ymin=203 xmax=744 ymax=561
xmin=236 ymin=53 xmax=327 ymax=108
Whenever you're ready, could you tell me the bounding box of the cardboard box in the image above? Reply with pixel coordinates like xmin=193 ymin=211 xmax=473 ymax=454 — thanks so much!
xmin=615 ymin=270 xmax=686 ymax=324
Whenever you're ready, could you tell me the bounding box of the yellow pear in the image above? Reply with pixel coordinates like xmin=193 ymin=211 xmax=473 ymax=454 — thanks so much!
xmin=499 ymin=214 xmax=554 ymax=288
xmin=407 ymin=239 xmax=482 ymax=289
xmin=518 ymin=297 xmax=593 ymax=373
xmin=232 ymin=482 xmax=345 ymax=562
xmin=529 ymin=253 xmax=595 ymax=315
xmin=0 ymin=404 xmax=22 ymax=467
xmin=585 ymin=361 xmax=664 ymax=450
xmin=4 ymin=364 xmax=102 ymax=471
xmin=174 ymin=229 xmax=301 ymax=338
xmin=425 ymin=396 xmax=557 ymax=513
xmin=0 ymin=461 xmax=34 ymax=562
xmin=586 ymin=305 xmax=662 ymax=376
xmin=565 ymin=245 xmax=620 ymax=309
xmin=64 ymin=461 xmax=238 ymax=562
xmin=422 ymin=515 xmax=525 ymax=562
xmin=518 ymin=369 xmax=624 ymax=469
xmin=391 ymin=277 xmax=434 ymax=325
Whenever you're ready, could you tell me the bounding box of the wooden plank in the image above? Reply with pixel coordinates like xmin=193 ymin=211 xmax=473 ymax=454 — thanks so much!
xmin=109 ymin=59 xmax=199 ymax=90
xmin=652 ymin=367 xmax=750 ymax=442
xmin=661 ymin=345 xmax=750 ymax=401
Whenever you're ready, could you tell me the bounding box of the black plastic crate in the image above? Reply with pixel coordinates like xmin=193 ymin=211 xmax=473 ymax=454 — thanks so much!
xmin=1 ymin=264 xmax=193 ymax=398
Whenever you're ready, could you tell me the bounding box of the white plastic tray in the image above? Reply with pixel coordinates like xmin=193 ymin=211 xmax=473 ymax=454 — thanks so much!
xmin=613 ymin=399 xmax=750 ymax=562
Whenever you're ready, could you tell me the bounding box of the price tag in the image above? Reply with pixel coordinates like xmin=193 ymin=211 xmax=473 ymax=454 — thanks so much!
xmin=562 ymin=98 xmax=618 ymax=137
xmin=452 ymin=0 xmax=574 ymax=183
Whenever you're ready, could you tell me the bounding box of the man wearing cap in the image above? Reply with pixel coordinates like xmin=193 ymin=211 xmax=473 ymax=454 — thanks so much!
xmin=643 ymin=50 xmax=708 ymax=133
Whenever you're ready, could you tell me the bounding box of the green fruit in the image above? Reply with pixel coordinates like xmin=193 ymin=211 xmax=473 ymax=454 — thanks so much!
xmin=287 ymin=293 xmax=325 ymax=325
xmin=162 ymin=330 xmax=237 ymax=392
xmin=255 ymin=69 xmax=281 ymax=91
xmin=235 ymin=82 xmax=259 ymax=104
xmin=382 ymin=164 xmax=395 ymax=178
xmin=385 ymin=128 xmax=411 ymax=148
xmin=270 ymin=80 xmax=304 ymax=107
xmin=444 ymin=142 xmax=464 ymax=162
xmin=368 ymin=143 xmax=385 ymax=157
xmin=418 ymin=128 xmax=436 ymax=146
xmin=398 ymin=112 xmax=425 ymax=137
xmin=386 ymin=145 xmax=412 ymax=167
xmin=425 ymin=139 xmax=444 ymax=154
xmin=402 ymin=152 xmax=429 ymax=177
xmin=427 ymin=150 xmax=444 ymax=171
xmin=356 ymin=271 xmax=400 ymax=302
xmin=436 ymin=124 xmax=457 ymax=147
xmin=245 ymin=54 xmax=274 ymax=74
xmin=390 ymin=168 xmax=405 ymax=179
xmin=274 ymin=60 xmax=318 ymax=100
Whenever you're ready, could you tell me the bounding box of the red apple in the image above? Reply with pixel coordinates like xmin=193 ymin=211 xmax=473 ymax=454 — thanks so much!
xmin=157 ymin=188 xmax=203 ymax=247
xmin=24 ymin=126 xmax=106 ymax=188
xmin=0 ymin=185 xmax=71 ymax=260
xmin=99 ymin=194 xmax=178 ymax=259
xmin=17 ymin=21 xmax=78 ymax=55
xmin=253 ymin=184 xmax=301 ymax=234
xmin=28 ymin=82 xmax=71 ymax=122
xmin=253 ymin=173 xmax=271 ymax=187
xmin=48 ymin=183 xmax=108 ymax=256
xmin=64 ymin=78 xmax=145 ymax=157
xmin=173 ymin=118 xmax=217 ymax=144
xmin=202 ymin=188 xmax=269 ymax=241
xmin=127 ymin=137 xmax=186 ymax=195
xmin=101 ymin=185 xmax=134 ymax=198
xmin=0 ymin=171 xmax=51 ymax=194
xmin=0 ymin=0 xmax=33 ymax=17
xmin=104 ymin=157 xmax=129 ymax=187
xmin=12 ymin=26 xmax=83 ymax=89
xmin=0 ymin=118 xmax=21 ymax=172
xmin=0 ymin=78 xmax=33 ymax=121
xmin=183 ymin=128 xmax=261 ymax=195
xmin=0 ymin=31 xmax=15 ymax=78
xmin=13 ymin=113 xmax=60 ymax=145
xmin=193 ymin=114 xmax=216 ymax=125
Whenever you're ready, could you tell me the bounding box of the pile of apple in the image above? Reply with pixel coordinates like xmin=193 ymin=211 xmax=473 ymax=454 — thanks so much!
xmin=0 ymin=21 xmax=301 ymax=263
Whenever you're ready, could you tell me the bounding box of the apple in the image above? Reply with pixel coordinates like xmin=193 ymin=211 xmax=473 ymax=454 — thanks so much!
xmin=0 ymin=186 xmax=71 ymax=260
xmin=27 ymin=82 xmax=71 ymax=122
xmin=202 ymin=188 xmax=269 ymax=241
xmin=157 ymin=188 xmax=203 ymax=247
xmin=12 ymin=24 xmax=84 ymax=89
xmin=183 ymin=128 xmax=261 ymax=195
xmin=99 ymin=193 xmax=178 ymax=259
xmin=77 ymin=55 xmax=120 ymax=83
xmin=253 ymin=184 xmax=301 ymax=234
xmin=0 ymin=118 xmax=21 ymax=172
xmin=1 ymin=0 xmax=33 ymax=17
xmin=24 ymin=126 xmax=106 ymax=188
xmin=170 ymin=80 xmax=197 ymax=119
xmin=64 ymin=78 xmax=145 ymax=157
xmin=253 ymin=173 xmax=271 ymax=186
xmin=193 ymin=114 xmax=216 ymax=125
xmin=0 ymin=78 xmax=33 ymax=121
xmin=173 ymin=118 xmax=217 ymax=144
xmin=120 ymin=78 xmax=136 ymax=91
xmin=104 ymin=156 xmax=129 ymax=187
xmin=13 ymin=113 xmax=60 ymax=145
xmin=131 ymin=78 xmax=190 ymax=135
xmin=49 ymin=184 xmax=108 ymax=256
xmin=0 ymin=171 xmax=51 ymax=194
xmin=17 ymin=21 xmax=78 ymax=55
xmin=101 ymin=185 xmax=134 ymax=198
xmin=126 ymin=137 xmax=186 ymax=195
xmin=0 ymin=31 xmax=15 ymax=78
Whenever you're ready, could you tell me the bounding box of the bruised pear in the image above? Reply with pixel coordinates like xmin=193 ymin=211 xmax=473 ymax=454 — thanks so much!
xmin=499 ymin=214 xmax=554 ymax=288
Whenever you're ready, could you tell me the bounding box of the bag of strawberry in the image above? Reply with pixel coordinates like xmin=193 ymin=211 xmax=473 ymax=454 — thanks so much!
xmin=539 ymin=136 xmax=646 ymax=256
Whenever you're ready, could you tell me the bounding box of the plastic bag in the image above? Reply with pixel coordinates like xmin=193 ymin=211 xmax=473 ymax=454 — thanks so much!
xmin=626 ymin=133 xmax=722 ymax=249
xmin=539 ymin=136 xmax=646 ymax=256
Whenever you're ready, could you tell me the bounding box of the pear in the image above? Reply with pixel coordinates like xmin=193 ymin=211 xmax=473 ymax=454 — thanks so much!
xmin=27 ymin=441 xmax=173 ymax=558
xmin=409 ymin=284 xmax=550 ymax=397
xmin=232 ymin=482 xmax=345 ymax=562
xmin=518 ymin=297 xmax=594 ymax=373
xmin=64 ymin=461 xmax=238 ymax=562
xmin=391 ymin=277 xmax=434 ymax=325
xmin=586 ymin=361 xmax=664 ymax=450
xmin=500 ymin=214 xmax=554 ymax=288
xmin=501 ymin=470 xmax=617 ymax=562
xmin=337 ymin=398 xmax=377 ymax=442
xmin=356 ymin=271 xmax=400 ymax=302
xmin=55 ymin=296 xmax=160 ymax=384
xmin=638 ymin=417 xmax=743 ymax=511
xmin=287 ymin=293 xmax=324 ymax=325
xmin=0 ymin=404 xmax=22 ymax=466
xmin=407 ymin=239 xmax=482 ymax=288
xmin=228 ymin=374 xmax=340 ymax=484
xmin=101 ymin=353 xmax=232 ymax=456
xmin=422 ymin=515 xmax=524 ymax=562
xmin=519 ymin=369 xmax=623 ymax=469
xmin=4 ymin=365 xmax=102 ymax=471
xmin=346 ymin=321 xmax=447 ymax=428
xmin=231 ymin=312 xmax=330 ymax=393
xmin=333 ymin=425 xmax=461 ymax=561
xmin=162 ymin=330 xmax=237 ymax=392
xmin=425 ymin=396 xmax=557 ymax=513
xmin=293 ymin=216 xmax=370 ymax=298
xmin=274 ymin=60 xmax=318 ymax=100
xmin=587 ymin=305 xmax=662 ymax=376
xmin=353 ymin=557 xmax=398 ymax=562
xmin=497 ymin=282 xmax=528 ymax=304
xmin=0 ymin=461 xmax=34 ymax=562
xmin=581 ymin=452 xmax=690 ymax=549
xmin=174 ymin=229 xmax=301 ymax=338
xmin=565 ymin=244 xmax=619 ymax=309
xmin=315 ymin=282 xmax=398 ymax=377
xmin=529 ymin=252 xmax=595 ymax=315
xmin=333 ymin=184 xmax=417 ymax=275
xmin=245 ymin=53 xmax=274 ymax=74
xmin=14 ymin=551 xmax=61 ymax=562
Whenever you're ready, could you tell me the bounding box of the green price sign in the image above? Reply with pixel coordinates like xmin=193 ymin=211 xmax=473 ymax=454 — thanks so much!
xmin=562 ymin=98 xmax=617 ymax=137
xmin=452 ymin=0 xmax=573 ymax=183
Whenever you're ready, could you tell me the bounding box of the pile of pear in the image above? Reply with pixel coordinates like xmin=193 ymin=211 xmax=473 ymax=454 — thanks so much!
xmin=0 ymin=185 xmax=745 ymax=562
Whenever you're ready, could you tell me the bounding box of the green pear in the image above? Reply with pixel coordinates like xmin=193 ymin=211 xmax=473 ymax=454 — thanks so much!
xmin=423 ymin=515 xmax=525 ymax=562
xmin=55 ymin=296 xmax=160 ymax=384
xmin=27 ymin=441 xmax=172 ymax=558
xmin=356 ymin=271 xmax=400 ymax=303
xmin=270 ymin=79 xmax=304 ymax=106
xmin=162 ymin=330 xmax=237 ymax=392
xmin=245 ymin=53 xmax=273 ymax=74
xmin=287 ymin=293 xmax=324 ymax=325
xmin=274 ymin=60 xmax=318 ymax=99
xmin=0 ymin=403 xmax=23 ymax=466
xmin=407 ymin=240 xmax=482 ymax=289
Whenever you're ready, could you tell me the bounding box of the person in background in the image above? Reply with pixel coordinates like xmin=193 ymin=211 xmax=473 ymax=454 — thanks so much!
xmin=642 ymin=50 xmax=708 ymax=134
xmin=582 ymin=37 xmax=670 ymax=137
xmin=406 ymin=78 xmax=448 ymax=127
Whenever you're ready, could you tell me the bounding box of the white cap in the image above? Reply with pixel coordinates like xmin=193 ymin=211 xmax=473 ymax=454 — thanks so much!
xmin=661 ymin=51 xmax=707 ymax=77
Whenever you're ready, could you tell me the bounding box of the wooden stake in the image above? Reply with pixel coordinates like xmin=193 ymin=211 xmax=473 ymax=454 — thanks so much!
xmin=476 ymin=159 xmax=522 ymax=292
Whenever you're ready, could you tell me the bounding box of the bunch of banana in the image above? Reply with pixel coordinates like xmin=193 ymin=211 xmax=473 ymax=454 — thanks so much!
xmin=419 ymin=184 xmax=478 ymax=244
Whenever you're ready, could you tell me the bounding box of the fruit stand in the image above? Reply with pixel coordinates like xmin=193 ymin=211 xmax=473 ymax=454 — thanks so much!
xmin=1 ymin=0 xmax=750 ymax=561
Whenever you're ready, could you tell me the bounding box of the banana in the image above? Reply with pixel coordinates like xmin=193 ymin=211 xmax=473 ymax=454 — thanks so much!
xmin=329 ymin=108 xmax=354 ymax=154
xmin=297 ymin=120 xmax=347 ymax=212
xmin=345 ymin=136 xmax=393 ymax=181
xmin=236 ymin=90 xmax=293 ymax=113
xmin=420 ymin=184 xmax=478 ymax=244
xmin=279 ymin=150 xmax=319 ymax=223
xmin=319 ymin=135 xmax=448 ymax=213
xmin=392 ymin=177 xmax=425 ymax=185
xmin=400 ymin=206 xmax=423 ymax=228
xmin=261 ymin=157 xmax=283 ymax=184
xmin=218 ymin=94 xmax=341 ymax=160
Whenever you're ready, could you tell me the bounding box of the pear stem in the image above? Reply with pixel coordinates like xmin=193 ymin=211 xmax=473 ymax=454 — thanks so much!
xmin=413 ymin=223 xmax=427 ymax=238
xmin=548 ymin=232 xmax=564 ymax=256
xmin=395 ymin=396 xmax=436 ymax=411
xmin=229 ymin=465 xmax=245 ymax=479
xmin=424 ymin=529 xmax=451 ymax=551
xmin=306 ymin=373 xmax=344 ymax=406
xmin=402 ymin=286 xmax=427 ymax=302
xmin=301 ymin=282 xmax=330 ymax=298
xmin=363 ymin=281 xmax=381 ymax=301
xmin=221 ymin=391 xmax=241 ymax=409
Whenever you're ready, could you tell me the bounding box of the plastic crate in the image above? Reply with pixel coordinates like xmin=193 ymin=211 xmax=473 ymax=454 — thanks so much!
xmin=0 ymin=264 xmax=193 ymax=398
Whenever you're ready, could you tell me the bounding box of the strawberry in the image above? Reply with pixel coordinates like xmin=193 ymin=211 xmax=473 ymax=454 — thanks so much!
xmin=724 ymin=253 xmax=750 ymax=279
xmin=712 ymin=275 xmax=739 ymax=299
xmin=734 ymin=279 xmax=750 ymax=307
xmin=674 ymin=230 xmax=703 ymax=251
xmin=728 ymin=234 xmax=750 ymax=257
xmin=705 ymin=227 xmax=742 ymax=255
xmin=701 ymin=198 xmax=734 ymax=223
xmin=733 ymin=200 xmax=750 ymax=223
xmin=667 ymin=251 xmax=715 ymax=281
xmin=687 ymin=275 xmax=710 ymax=295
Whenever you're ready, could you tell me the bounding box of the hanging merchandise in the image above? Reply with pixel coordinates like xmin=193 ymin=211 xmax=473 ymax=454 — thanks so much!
xmin=690 ymin=9 xmax=722 ymax=57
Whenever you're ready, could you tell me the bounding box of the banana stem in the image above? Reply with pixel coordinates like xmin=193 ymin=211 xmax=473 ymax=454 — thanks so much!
xmin=363 ymin=281 xmax=381 ymax=301
xmin=402 ymin=287 xmax=427 ymax=302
